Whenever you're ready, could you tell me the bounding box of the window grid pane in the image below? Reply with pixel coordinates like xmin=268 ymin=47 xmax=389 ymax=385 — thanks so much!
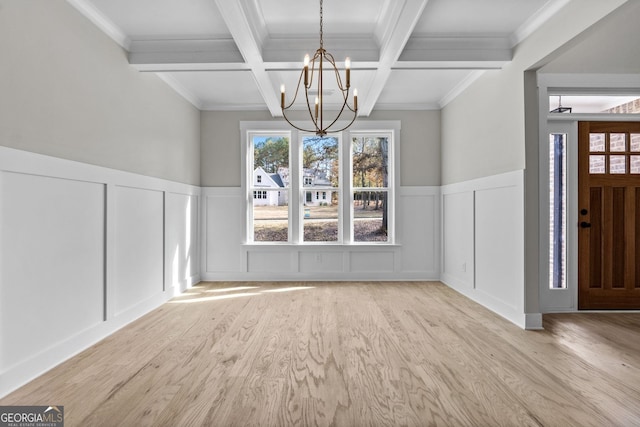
xmin=589 ymin=155 xmax=606 ymax=174
xmin=610 ymin=133 xmax=626 ymax=152
xmin=302 ymin=136 xmax=340 ymax=242
xmin=251 ymin=134 xmax=290 ymax=242
xmin=590 ymin=133 xmax=606 ymax=152
xmin=631 ymin=134 xmax=640 ymax=152
xmin=253 ymin=190 xmax=289 ymax=242
xmin=610 ymin=155 xmax=626 ymax=174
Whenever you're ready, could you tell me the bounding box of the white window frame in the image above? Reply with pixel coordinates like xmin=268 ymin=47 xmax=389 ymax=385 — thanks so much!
xmin=300 ymin=132 xmax=343 ymax=243
xmin=348 ymin=131 xmax=395 ymax=244
xmin=241 ymin=121 xmax=400 ymax=245
xmin=246 ymin=130 xmax=292 ymax=243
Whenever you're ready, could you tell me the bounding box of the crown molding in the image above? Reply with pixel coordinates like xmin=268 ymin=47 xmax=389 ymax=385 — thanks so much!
xmin=200 ymin=103 xmax=270 ymax=111
xmin=372 ymin=102 xmax=441 ymax=111
xmin=510 ymin=0 xmax=571 ymax=47
xmin=155 ymin=73 xmax=203 ymax=110
xmin=66 ymin=0 xmax=131 ymax=50
xmin=438 ymin=70 xmax=486 ymax=108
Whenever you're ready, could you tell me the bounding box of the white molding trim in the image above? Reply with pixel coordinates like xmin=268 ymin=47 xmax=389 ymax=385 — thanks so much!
xmin=441 ymin=170 xmax=529 ymax=329
xmin=0 ymin=146 xmax=200 ymax=398
xmin=439 ymin=70 xmax=486 ymax=108
xmin=510 ymin=0 xmax=571 ymax=47
xmin=65 ymin=0 xmax=131 ymax=50
xmin=525 ymin=313 xmax=544 ymax=330
xmin=155 ymin=73 xmax=204 ymax=110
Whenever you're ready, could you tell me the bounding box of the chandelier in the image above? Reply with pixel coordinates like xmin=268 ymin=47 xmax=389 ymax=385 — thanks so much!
xmin=279 ymin=0 xmax=358 ymax=136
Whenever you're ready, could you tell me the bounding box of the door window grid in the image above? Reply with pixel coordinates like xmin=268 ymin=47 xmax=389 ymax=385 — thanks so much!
xmin=589 ymin=133 xmax=640 ymax=174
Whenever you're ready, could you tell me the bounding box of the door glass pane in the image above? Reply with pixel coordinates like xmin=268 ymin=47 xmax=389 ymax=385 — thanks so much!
xmin=631 ymin=156 xmax=640 ymax=174
xmin=549 ymin=134 xmax=567 ymax=289
xmin=610 ymin=155 xmax=626 ymax=174
xmin=589 ymin=155 xmax=605 ymax=174
xmin=590 ymin=133 xmax=605 ymax=152
xmin=631 ymin=134 xmax=640 ymax=152
xmin=610 ymin=133 xmax=626 ymax=151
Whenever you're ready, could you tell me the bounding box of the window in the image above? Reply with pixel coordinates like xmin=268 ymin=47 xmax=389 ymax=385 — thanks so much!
xmin=249 ymin=134 xmax=290 ymax=242
xmin=303 ymin=135 xmax=340 ymax=242
xmin=352 ymin=134 xmax=390 ymax=242
xmin=244 ymin=124 xmax=397 ymax=244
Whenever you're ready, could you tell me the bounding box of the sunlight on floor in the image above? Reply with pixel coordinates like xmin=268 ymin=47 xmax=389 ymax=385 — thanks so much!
xmin=168 ymin=284 xmax=316 ymax=304
xmin=168 ymin=292 xmax=263 ymax=304
xmin=205 ymin=286 xmax=261 ymax=293
xmin=260 ymin=286 xmax=315 ymax=293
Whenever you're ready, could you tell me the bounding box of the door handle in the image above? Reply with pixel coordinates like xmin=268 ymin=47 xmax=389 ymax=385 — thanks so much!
xmin=580 ymin=221 xmax=591 ymax=228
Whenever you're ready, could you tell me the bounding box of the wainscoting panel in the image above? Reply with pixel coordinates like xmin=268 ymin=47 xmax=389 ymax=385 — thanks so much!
xmin=201 ymin=186 xmax=439 ymax=281
xmin=165 ymin=193 xmax=200 ymax=295
xmin=441 ymin=191 xmax=474 ymax=290
xmin=247 ymin=251 xmax=294 ymax=273
xmin=0 ymin=171 xmax=105 ymax=371
xmin=204 ymin=189 xmax=244 ymax=273
xmin=475 ymin=185 xmax=522 ymax=311
xmin=0 ymin=146 xmax=200 ymax=398
xmin=113 ymin=186 xmax=164 ymax=316
xmin=299 ymin=251 xmax=345 ymax=273
xmin=399 ymin=187 xmax=440 ymax=276
xmin=350 ymin=251 xmax=395 ymax=273
xmin=441 ymin=170 xmax=526 ymax=328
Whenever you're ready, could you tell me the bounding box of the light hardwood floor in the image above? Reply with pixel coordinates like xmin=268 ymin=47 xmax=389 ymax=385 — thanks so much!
xmin=2 ymin=281 xmax=640 ymax=426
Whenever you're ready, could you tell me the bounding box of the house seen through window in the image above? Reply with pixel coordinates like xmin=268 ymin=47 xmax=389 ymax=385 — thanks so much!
xmin=247 ymin=130 xmax=393 ymax=244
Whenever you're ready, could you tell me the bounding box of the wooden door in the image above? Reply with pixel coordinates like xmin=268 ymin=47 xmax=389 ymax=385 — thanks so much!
xmin=578 ymin=121 xmax=640 ymax=309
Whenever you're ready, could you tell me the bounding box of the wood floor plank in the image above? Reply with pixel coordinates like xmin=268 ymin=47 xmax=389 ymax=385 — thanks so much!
xmin=2 ymin=281 xmax=640 ymax=426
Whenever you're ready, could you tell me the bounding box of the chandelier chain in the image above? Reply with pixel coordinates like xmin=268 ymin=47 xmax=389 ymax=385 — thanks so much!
xmin=319 ymin=0 xmax=323 ymax=48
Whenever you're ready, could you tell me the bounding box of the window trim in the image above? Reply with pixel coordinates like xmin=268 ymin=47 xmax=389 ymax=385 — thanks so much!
xmin=241 ymin=121 xmax=400 ymax=245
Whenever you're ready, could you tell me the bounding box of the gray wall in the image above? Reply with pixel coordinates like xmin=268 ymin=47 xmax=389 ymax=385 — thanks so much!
xmin=200 ymin=110 xmax=440 ymax=187
xmin=0 ymin=0 xmax=200 ymax=185
xmin=440 ymin=0 xmax=628 ymax=186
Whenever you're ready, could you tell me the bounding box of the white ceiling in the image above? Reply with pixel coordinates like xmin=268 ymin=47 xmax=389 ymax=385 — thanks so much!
xmin=69 ymin=0 xmax=567 ymax=115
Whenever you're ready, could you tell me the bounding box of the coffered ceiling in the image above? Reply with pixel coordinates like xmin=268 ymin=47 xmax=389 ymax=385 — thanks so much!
xmin=68 ymin=0 xmax=567 ymax=115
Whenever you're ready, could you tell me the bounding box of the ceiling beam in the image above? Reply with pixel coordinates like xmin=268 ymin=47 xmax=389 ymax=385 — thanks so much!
xmin=360 ymin=0 xmax=429 ymax=116
xmin=128 ymin=39 xmax=246 ymax=71
xmin=399 ymin=35 xmax=512 ymax=63
xmin=214 ymin=0 xmax=282 ymax=116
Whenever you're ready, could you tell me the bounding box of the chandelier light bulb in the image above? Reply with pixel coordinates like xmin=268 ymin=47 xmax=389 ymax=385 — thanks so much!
xmin=345 ymin=57 xmax=351 ymax=87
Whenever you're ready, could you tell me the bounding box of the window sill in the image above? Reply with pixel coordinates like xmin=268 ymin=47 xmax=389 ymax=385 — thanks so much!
xmin=242 ymin=243 xmax=401 ymax=250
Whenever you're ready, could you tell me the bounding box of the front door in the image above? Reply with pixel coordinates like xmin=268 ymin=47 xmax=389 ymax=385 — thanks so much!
xmin=578 ymin=121 xmax=640 ymax=309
